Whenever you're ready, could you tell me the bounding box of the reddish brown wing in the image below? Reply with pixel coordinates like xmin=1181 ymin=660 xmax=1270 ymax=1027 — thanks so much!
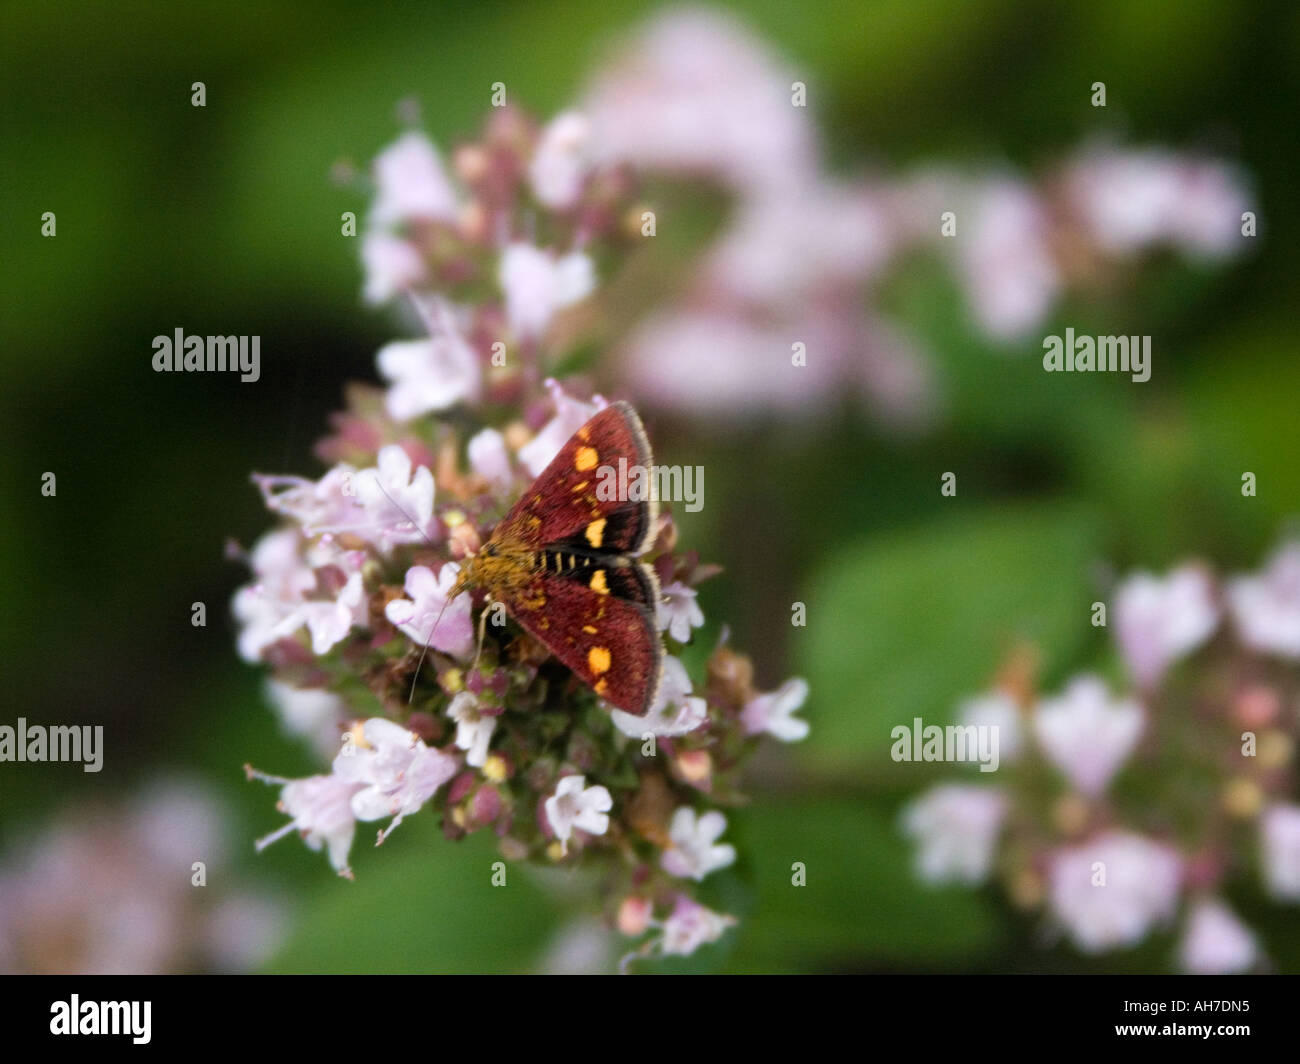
xmin=499 ymin=401 xmax=657 ymax=553
xmin=508 ymin=566 xmax=663 ymax=716
xmin=492 ymin=401 xmax=664 ymax=715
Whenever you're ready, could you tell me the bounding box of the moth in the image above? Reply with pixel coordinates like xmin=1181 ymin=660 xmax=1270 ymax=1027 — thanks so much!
xmin=438 ymin=401 xmax=664 ymax=716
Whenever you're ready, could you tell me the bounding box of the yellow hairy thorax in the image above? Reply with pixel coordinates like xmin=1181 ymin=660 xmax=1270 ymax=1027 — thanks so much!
xmin=453 ymin=530 xmax=544 ymax=603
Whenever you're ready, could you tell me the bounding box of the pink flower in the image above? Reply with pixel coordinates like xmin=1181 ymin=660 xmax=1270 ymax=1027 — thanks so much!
xmin=269 ymin=570 xmax=367 ymax=655
xmin=517 ymin=378 xmax=608 ymax=477
xmin=660 ymin=808 xmax=736 ymax=881
xmin=368 ymin=130 xmax=458 ymax=228
xmin=529 ymin=111 xmax=591 ymax=210
xmin=704 ymin=182 xmax=891 ymax=305
xmin=955 ymin=177 xmax=1060 ymax=341
xmin=350 ymin=444 xmax=436 ymax=550
xmin=544 ymin=775 xmax=612 ymax=854
xmin=232 ymin=528 xmax=317 ymax=662
xmin=384 ymin=563 xmax=475 ymax=661
xmin=466 ymin=427 xmax=513 ymax=489
xmin=255 ymin=773 xmax=361 ymax=876
xmin=253 ymin=466 xmax=358 ymax=539
xmin=1063 ymin=143 xmax=1249 ymax=258
xmin=498 ymin=243 xmax=595 ymax=342
xmin=741 ymin=677 xmax=809 ymax=742
xmin=1032 ymin=676 xmax=1143 ymax=797
xmin=1227 ymin=543 xmax=1300 ymax=660
xmin=657 ymin=895 xmax=735 ymax=957
xmin=1114 ymin=565 xmax=1218 ymax=688
xmin=657 ymin=581 xmax=704 ymax=643
xmin=1178 ymin=900 xmax=1259 ymax=974
xmin=959 ymin=692 xmax=1024 ymax=763
xmin=1260 ymin=803 xmax=1300 ymax=900
xmin=0 ymin=780 xmax=282 ymax=974
xmin=333 ymin=718 xmax=459 ymax=844
xmin=900 ymin=785 xmax=1006 ymax=885
xmin=1046 ymin=832 xmax=1182 ymax=953
xmin=446 ymin=691 xmax=496 ymax=767
xmin=376 ymin=306 xmax=481 ymax=421
xmin=361 ymin=231 xmax=427 ymax=305
xmin=582 ymin=9 xmax=816 ymax=196
xmin=264 ymin=680 xmax=349 ymax=759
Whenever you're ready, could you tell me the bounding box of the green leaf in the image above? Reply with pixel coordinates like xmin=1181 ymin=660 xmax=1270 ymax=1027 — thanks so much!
xmin=722 ymin=797 xmax=999 ymax=972
xmin=798 ymin=503 xmax=1098 ymax=775
xmin=265 ymin=827 xmax=559 ymax=974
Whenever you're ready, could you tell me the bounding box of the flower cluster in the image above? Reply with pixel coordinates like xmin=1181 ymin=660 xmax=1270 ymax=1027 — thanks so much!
xmin=574 ymin=10 xmax=1253 ymax=423
xmin=901 ymin=542 xmax=1300 ymax=973
xmin=0 ymin=780 xmax=284 ymax=974
xmin=234 ymin=112 xmax=808 ymax=967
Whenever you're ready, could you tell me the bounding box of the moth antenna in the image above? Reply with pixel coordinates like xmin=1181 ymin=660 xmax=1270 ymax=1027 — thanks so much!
xmin=372 ymin=478 xmax=437 ymax=549
xmin=407 ymin=592 xmax=452 ymax=705
xmin=369 ymin=476 xmax=469 ymax=704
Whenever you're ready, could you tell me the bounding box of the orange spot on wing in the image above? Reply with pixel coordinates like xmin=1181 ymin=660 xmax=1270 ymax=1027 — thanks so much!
xmin=574 ymin=446 xmax=598 ymax=472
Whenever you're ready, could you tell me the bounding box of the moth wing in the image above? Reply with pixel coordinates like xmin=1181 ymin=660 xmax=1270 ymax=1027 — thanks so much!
xmin=500 ymin=401 xmax=657 ymax=554
xmin=503 ymin=566 xmax=663 ymax=716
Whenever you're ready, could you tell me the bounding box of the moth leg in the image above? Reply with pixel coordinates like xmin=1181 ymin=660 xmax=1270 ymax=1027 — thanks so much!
xmin=473 ymin=596 xmax=492 ymax=669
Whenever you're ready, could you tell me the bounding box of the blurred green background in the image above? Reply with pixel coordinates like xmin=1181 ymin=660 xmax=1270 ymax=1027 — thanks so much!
xmin=2 ymin=0 xmax=1298 ymax=972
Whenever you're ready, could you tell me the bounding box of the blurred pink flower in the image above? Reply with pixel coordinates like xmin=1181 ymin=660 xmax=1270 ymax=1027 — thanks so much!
xmin=583 ymin=8 xmax=816 ymax=197
xmin=368 ymin=130 xmax=458 ymax=228
xmin=1260 ymin=803 xmax=1300 ymax=901
xmin=376 ymin=305 xmax=481 ymax=420
xmin=900 ymin=784 xmax=1006 ymax=885
xmin=466 ymin=427 xmax=513 ymax=489
xmin=741 ymin=677 xmax=810 ymax=742
xmin=232 ymin=528 xmax=317 ymax=662
xmin=1047 ymin=831 xmax=1182 ymax=953
xmin=1033 ymin=675 xmax=1143 ymax=797
xmin=529 ymin=111 xmax=591 ymax=210
xmin=1062 ymin=143 xmax=1250 ymax=258
xmin=704 ymin=182 xmax=892 ymax=306
xmin=0 ymin=779 xmax=288 ymax=974
xmin=1227 ymin=543 xmax=1300 ymax=660
xmin=361 ymin=231 xmax=428 ymax=305
xmin=1114 ymin=565 xmax=1219 ymax=688
xmin=657 ymin=895 xmax=735 ymax=957
xmin=264 ymin=679 xmax=349 ymax=759
xmin=959 ymin=691 xmax=1024 ymax=763
xmin=954 ymin=177 xmax=1060 ymax=341
xmin=1178 ymin=899 xmax=1259 ymax=974
xmin=499 ymin=243 xmax=595 ymax=343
